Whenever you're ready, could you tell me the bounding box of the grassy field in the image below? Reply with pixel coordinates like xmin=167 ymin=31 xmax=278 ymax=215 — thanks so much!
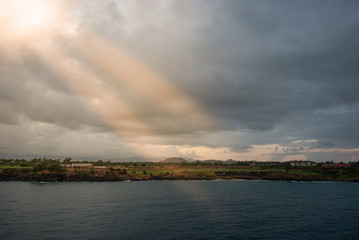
xmin=287 ymin=169 xmax=320 ymax=176
xmin=1 ymin=163 xmax=357 ymax=181
xmin=126 ymin=166 xmax=334 ymax=178
xmin=131 ymin=167 xmax=289 ymax=176
xmin=0 ymin=165 xmax=31 ymax=169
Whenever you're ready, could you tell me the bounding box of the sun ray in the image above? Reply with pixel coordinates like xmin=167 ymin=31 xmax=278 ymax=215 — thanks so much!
xmin=35 ymin=42 xmax=156 ymax=139
xmin=69 ymin=30 xmax=216 ymax=131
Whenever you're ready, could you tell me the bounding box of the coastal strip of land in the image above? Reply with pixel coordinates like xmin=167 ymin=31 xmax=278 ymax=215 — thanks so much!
xmin=1 ymin=158 xmax=358 ymax=182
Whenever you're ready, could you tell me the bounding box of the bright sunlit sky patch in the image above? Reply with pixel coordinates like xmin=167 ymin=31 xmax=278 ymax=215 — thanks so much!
xmin=1 ymin=0 xmax=359 ymax=162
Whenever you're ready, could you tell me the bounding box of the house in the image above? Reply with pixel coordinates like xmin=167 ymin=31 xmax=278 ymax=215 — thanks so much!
xmin=286 ymin=160 xmax=317 ymax=167
xmin=321 ymin=162 xmax=333 ymax=168
xmin=63 ymin=163 xmax=93 ymax=169
xmin=332 ymin=163 xmax=351 ymax=168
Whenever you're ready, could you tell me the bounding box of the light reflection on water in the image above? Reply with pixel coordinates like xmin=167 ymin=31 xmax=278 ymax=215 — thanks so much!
xmin=0 ymin=181 xmax=358 ymax=240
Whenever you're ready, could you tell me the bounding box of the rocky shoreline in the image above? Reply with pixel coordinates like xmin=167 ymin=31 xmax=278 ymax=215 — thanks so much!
xmin=1 ymin=171 xmax=358 ymax=182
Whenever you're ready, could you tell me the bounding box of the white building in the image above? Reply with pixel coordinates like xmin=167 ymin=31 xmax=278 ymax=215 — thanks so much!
xmin=63 ymin=163 xmax=93 ymax=168
xmin=287 ymin=160 xmax=317 ymax=167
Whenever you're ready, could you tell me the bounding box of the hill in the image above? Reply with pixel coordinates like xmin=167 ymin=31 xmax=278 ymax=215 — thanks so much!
xmin=161 ymin=157 xmax=187 ymax=163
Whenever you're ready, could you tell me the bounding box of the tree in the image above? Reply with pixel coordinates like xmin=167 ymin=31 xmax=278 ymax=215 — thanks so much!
xmin=63 ymin=157 xmax=72 ymax=165
xmin=285 ymin=164 xmax=291 ymax=173
xmin=96 ymin=160 xmax=104 ymax=166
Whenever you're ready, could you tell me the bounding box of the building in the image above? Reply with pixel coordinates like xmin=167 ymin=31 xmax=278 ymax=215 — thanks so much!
xmin=332 ymin=163 xmax=351 ymax=168
xmin=63 ymin=163 xmax=93 ymax=169
xmin=286 ymin=160 xmax=317 ymax=167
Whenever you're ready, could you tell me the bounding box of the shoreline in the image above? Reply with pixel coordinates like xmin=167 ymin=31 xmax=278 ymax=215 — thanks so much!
xmin=1 ymin=171 xmax=358 ymax=182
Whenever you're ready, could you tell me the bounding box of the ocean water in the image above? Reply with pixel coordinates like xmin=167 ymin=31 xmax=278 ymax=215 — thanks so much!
xmin=0 ymin=180 xmax=358 ymax=240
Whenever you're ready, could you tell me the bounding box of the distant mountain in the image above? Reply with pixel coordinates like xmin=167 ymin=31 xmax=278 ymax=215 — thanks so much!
xmin=201 ymin=159 xmax=238 ymax=165
xmin=203 ymin=159 xmax=220 ymax=164
xmin=161 ymin=157 xmax=188 ymax=163
xmin=224 ymin=159 xmax=238 ymax=165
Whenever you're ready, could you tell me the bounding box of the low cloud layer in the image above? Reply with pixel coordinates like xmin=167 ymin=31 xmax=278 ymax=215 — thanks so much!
xmin=1 ymin=0 xmax=359 ymax=161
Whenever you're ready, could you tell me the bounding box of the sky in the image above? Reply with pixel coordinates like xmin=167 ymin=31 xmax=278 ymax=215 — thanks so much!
xmin=0 ymin=0 xmax=359 ymax=162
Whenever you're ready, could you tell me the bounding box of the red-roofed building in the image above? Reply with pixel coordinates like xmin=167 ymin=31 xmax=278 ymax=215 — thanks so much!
xmin=332 ymin=163 xmax=351 ymax=168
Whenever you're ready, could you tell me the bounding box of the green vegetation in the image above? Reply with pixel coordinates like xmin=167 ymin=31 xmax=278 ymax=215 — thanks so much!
xmin=31 ymin=158 xmax=66 ymax=172
xmin=0 ymin=165 xmax=30 ymax=169
xmin=0 ymin=158 xmax=358 ymax=181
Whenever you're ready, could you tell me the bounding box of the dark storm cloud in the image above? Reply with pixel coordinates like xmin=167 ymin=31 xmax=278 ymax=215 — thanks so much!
xmin=97 ymin=0 xmax=359 ymax=135
xmin=187 ymin=0 xmax=359 ymax=127
xmin=280 ymin=104 xmax=359 ymax=149
xmin=119 ymin=0 xmax=359 ymax=150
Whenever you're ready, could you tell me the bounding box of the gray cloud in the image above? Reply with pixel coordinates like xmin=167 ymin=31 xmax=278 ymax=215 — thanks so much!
xmin=1 ymin=0 xmax=359 ymax=160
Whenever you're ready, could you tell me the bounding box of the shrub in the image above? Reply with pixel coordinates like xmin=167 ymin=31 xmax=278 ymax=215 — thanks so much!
xmin=20 ymin=168 xmax=31 ymax=173
xmin=2 ymin=168 xmax=12 ymax=174
xmin=78 ymin=170 xmax=89 ymax=177
xmin=33 ymin=163 xmax=47 ymax=172
xmin=118 ymin=169 xmax=127 ymax=175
